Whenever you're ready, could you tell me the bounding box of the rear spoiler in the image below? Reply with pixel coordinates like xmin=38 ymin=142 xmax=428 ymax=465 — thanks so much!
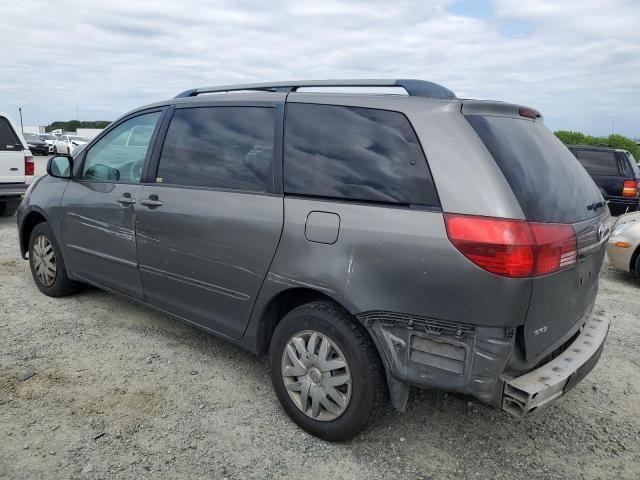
xmin=461 ymin=100 xmax=543 ymax=122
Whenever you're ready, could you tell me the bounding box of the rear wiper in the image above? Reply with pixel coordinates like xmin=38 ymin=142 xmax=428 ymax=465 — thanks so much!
xmin=587 ymin=201 xmax=607 ymax=211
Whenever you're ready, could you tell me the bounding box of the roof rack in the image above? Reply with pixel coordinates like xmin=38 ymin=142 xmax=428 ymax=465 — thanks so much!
xmin=174 ymin=79 xmax=456 ymax=100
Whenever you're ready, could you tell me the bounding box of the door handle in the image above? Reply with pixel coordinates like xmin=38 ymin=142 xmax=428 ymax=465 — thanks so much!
xmin=140 ymin=195 xmax=163 ymax=208
xmin=117 ymin=193 xmax=136 ymax=205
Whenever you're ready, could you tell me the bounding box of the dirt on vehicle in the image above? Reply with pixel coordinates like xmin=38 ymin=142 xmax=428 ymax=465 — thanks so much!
xmin=0 ymin=214 xmax=638 ymax=479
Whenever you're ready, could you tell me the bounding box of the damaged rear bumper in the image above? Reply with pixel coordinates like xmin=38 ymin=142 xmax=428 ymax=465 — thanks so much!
xmin=359 ymin=310 xmax=608 ymax=414
xmin=502 ymin=312 xmax=609 ymax=416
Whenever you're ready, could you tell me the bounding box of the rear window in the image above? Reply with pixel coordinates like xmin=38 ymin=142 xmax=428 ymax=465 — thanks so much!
xmin=284 ymin=103 xmax=439 ymax=206
xmin=0 ymin=118 xmax=21 ymax=151
xmin=572 ymin=149 xmax=620 ymax=176
xmin=466 ymin=115 xmax=602 ymax=224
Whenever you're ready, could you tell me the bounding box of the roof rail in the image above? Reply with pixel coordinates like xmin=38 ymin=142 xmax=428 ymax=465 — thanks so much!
xmin=174 ymin=79 xmax=456 ymax=100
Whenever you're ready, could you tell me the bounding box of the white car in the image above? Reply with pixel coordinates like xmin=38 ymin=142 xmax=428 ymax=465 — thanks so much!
xmin=0 ymin=112 xmax=34 ymax=216
xmin=40 ymin=133 xmax=60 ymax=153
xmin=52 ymin=135 xmax=89 ymax=155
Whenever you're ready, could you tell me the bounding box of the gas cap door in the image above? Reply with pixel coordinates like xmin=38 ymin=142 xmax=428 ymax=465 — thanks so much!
xmin=305 ymin=211 xmax=340 ymax=244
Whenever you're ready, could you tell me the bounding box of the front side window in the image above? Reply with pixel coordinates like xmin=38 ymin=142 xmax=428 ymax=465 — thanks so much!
xmin=82 ymin=111 xmax=161 ymax=182
xmin=284 ymin=103 xmax=439 ymax=206
xmin=157 ymin=107 xmax=275 ymax=192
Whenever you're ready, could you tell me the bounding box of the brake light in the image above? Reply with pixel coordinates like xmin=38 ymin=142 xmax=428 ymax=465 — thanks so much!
xmin=444 ymin=214 xmax=577 ymax=278
xmin=622 ymin=180 xmax=638 ymax=197
xmin=518 ymin=107 xmax=541 ymax=119
xmin=24 ymin=154 xmax=35 ymax=176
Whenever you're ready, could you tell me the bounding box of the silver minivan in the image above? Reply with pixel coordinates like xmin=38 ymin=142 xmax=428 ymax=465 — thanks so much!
xmin=16 ymin=80 xmax=611 ymax=441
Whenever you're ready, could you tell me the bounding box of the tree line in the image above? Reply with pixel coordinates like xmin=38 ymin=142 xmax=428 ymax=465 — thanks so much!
xmin=45 ymin=120 xmax=111 ymax=132
xmin=555 ymin=131 xmax=639 ymax=160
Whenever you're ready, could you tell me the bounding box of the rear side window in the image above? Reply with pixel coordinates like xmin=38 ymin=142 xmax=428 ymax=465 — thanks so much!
xmin=625 ymin=153 xmax=639 ymax=177
xmin=157 ymin=107 xmax=274 ymax=193
xmin=284 ymin=103 xmax=439 ymax=206
xmin=0 ymin=117 xmax=21 ymax=151
xmin=572 ymin=149 xmax=620 ymax=176
xmin=466 ymin=115 xmax=602 ymax=224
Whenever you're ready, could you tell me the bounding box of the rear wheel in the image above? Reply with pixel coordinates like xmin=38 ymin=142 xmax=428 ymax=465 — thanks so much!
xmin=0 ymin=201 xmax=19 ymax=217
xmin=269 ymin=300 xmax=386 ymax=441
xmin=28 ymin=222 xmax=80 ymax=297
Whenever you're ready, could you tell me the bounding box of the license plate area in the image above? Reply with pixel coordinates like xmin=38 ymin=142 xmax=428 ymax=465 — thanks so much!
xmin=576 ymin=250 xmax=602 ymax=290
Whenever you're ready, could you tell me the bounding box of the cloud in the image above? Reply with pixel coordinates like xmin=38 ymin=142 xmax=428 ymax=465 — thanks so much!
xmin=1 ymin=0 xmax=638 ymax=137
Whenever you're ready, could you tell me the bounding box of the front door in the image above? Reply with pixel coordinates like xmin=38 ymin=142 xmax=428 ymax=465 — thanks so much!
xmin=60 ymin=110 xmax=163 ymax=299
xmin=135 ymin=103 xmax=284 ymax=339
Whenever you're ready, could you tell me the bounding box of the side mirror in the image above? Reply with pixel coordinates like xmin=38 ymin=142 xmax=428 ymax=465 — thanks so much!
xmin=47 ymin=155 xmax=73 ymax=179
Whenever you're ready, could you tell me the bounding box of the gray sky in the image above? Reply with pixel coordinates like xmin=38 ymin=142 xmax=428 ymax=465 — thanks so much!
xmin=2 ymin=0 xmax=639 ymax=137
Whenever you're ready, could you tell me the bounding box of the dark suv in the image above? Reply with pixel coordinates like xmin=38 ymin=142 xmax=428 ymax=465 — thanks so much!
xmin=17 ymin=80 xmax=610 ymax=441
xmin=568 ymin=145 xmax=640 ymax=215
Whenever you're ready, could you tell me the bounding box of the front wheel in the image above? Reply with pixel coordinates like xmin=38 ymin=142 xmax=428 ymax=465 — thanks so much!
xmin=28 ymin=222 xmax=80 ymax=297
xmin=269 ymin=300 xmax=387 ymax=441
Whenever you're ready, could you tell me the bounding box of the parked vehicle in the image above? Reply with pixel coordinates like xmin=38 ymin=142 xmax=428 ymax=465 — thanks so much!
xmin=23 ymin=133 xmax=49 ymax=156
xmin=52 ymin=134 xmax=89 ymax=155
xmin=39 ymin=133 xmax=59 ymax=153
xmin=0 ymin=112 xmax=34 ymax=216
xmin=16 ymin=80 xmax=611 ymax=440
xmin=568 ymin=145 xmax=640 ymax=215
xmin=607 ymin=211 xmax=640 ymax=280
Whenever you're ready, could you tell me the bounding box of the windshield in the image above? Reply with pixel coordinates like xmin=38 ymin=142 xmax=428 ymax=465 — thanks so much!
xmin=69 ymin=136 xmax=88 ymax=142
xmin=466 ymin=115 xmax=604 ymax=224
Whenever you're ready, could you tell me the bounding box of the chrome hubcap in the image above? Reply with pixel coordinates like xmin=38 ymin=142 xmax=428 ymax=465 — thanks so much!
xmin=32 ymin=235 xmax=56 ymax=286
xmin=281 ymin=330 xmax=352 ymax=421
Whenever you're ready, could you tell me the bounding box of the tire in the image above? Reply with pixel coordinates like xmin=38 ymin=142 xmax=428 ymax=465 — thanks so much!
xmin=269 ymin=300 xmax=387 ymax=441
xmin=0 ymin=201 xmax=19 ymax=217
xmin=28 ymin=222 xmax=80 ymax=297
xmin=635 ymin=252 xmax=640 ymax=282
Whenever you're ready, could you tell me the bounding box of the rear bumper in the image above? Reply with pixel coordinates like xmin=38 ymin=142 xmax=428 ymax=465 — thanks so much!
xmin=361 ymin=309 xmax=608 ymax=414
xmin=0 ymin=183 xmax=27 ymax=199
xmin=502 ymin=312 xmax=609 ymax=416
xmin=607 ymin=196 xmax=639 ymax=211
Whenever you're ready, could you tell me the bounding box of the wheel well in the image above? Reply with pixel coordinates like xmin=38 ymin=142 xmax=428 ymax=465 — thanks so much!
xmin=20 ymin=211 xmax=47 ymax=257
xmin=631 ymin=245 xmax=640 ymax=273
xmin=255 ymin=288 xmax=344 ymax=355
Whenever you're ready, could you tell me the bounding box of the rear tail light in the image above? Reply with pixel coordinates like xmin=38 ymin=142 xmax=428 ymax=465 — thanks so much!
xmin=24 ymin=154 xmax=35 ymax=176
xmin=444 ymin=214 xmax=577 ymax=278
xmin=622 ymin=180 xmax=638 ymax=197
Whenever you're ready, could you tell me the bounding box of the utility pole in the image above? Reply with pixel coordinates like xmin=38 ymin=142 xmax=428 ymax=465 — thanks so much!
xmin=18 ymin=107 xmax=24 ymax=134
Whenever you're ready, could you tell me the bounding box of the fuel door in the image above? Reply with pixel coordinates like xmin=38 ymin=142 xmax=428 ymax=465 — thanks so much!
xmin=304 ymin=211 xmax=340 ymax=244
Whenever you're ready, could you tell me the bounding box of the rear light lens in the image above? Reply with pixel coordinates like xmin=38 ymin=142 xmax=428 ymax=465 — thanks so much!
xmin=518 ymin=107 xmax=541 ymax=119
xmin=444 ymin=214 xmax=577 ymax=278
xmin=24 ymin=154 xmax=35 ymax=176
xmin=622 ymin=180 xmax=638 ymax=197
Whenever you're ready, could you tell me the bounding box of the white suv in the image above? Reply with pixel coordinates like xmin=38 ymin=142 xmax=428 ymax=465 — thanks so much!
xmin=0 ymin=112 xmax=34 ymax=216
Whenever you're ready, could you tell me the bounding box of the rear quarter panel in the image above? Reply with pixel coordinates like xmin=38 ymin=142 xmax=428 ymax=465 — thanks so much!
xmin=256 ymin=197 xmax=532 ymax=327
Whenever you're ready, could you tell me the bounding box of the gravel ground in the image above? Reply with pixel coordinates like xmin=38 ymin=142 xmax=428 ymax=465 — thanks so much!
xmin=0 ymin=212 xmax=639 ymax=480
